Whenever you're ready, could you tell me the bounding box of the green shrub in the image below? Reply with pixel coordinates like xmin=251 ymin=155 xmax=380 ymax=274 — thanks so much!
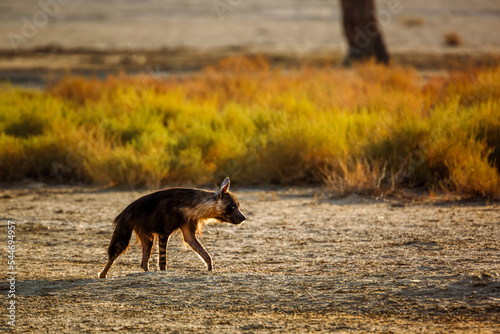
xmin=0 ymin=58 xmax=498 ymax=197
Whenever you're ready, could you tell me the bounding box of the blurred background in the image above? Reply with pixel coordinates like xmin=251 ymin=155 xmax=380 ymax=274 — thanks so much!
xmin=1 ymin=0 xmax=500 ymax=81
xmin=0 ymin=0 xmax=499 ymax=196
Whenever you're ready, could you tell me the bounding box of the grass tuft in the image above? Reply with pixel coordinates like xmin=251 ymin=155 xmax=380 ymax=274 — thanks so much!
xmin=444 ymin=32 xmax=462 ymax=47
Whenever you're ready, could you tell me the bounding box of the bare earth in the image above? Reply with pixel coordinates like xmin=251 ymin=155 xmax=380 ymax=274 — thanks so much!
xmin=1 ymin=186 xmax=499 ymax=333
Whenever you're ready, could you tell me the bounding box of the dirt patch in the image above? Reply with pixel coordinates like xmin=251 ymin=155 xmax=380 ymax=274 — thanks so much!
xmin=1 ymin=186 xmax=499 ymax=332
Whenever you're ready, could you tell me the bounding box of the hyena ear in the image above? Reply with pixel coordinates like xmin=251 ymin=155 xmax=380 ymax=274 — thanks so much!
xmin=216 ymin=177 xmax=230 ymax=200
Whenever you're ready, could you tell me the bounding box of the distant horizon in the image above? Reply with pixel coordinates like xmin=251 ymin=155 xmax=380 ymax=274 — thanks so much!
xmin=1 ymin=0 xmax=499 ymax=53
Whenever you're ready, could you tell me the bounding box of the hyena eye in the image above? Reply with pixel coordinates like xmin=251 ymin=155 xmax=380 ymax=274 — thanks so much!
xmin=231 ymin=205 xmax=236 ymax=211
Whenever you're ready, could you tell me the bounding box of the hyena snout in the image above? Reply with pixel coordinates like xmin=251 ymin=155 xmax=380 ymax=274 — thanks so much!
xmin=231 ymin=208 xmax=246 ymax=224
xmin=220 ymin=207 xmax=246 ymax=224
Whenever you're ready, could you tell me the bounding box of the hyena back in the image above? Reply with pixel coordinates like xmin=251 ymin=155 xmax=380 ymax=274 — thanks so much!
xmin=98 ymin=177 xmax=245 ymax=278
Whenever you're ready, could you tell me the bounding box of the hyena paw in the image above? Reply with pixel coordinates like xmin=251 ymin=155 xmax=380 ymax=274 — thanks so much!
xmin=98 ymin=271 xmax=107 ymax=279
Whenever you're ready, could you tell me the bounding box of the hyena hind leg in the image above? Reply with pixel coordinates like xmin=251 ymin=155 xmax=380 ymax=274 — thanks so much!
xmin=158 ymin=235 xmax=169 ymax=271
xmin=138 ymin=233 xmax=154 ymax=272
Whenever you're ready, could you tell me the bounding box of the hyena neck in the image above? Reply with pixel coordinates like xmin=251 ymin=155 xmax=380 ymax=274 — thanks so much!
xmin=182 ymin=191 xmax=221 ymax=222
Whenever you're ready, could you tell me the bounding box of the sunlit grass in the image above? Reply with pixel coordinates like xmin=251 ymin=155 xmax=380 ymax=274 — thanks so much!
xmin=1 ymin=58 xmax=499 ymax=197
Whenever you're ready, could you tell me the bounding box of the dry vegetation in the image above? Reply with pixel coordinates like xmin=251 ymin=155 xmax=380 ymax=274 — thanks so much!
xmin=0 ymin=57 xmax=499 ymax=197
xmin=399 ymin=16 xmax=425 ymax=27
xmin=444 ymin=33 xmax=462 ymax=47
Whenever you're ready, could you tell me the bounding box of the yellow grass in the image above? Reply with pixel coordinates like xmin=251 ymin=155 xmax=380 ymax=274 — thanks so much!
xmin=0 ymin=58 xmax=499 ymax=197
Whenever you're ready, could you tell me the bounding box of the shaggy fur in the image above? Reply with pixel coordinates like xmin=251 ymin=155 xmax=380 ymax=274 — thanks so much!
xmin=98 ymin=178 xmax=245 ymax=278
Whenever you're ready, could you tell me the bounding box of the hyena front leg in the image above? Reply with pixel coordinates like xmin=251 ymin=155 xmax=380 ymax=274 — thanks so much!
xmin=180 ymin=225 xmax=212 ymax=271
xmin=138 ymin=233 xmax=154 ymax=272
xmin=158 ymin=235 xmax=169 ymax=271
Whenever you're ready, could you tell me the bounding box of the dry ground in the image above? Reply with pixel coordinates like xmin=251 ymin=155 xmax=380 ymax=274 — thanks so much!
xmin=0 ymin=185 xmax=499 ymax=333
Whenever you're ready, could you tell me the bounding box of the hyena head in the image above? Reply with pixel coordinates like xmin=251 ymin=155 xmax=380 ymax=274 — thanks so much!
xmin=215 ymin=177 xmax=246 ymax=224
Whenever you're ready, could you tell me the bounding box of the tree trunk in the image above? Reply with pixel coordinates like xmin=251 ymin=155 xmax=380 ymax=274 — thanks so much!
xmin=340 ymin=0 xmax=389 ymax=65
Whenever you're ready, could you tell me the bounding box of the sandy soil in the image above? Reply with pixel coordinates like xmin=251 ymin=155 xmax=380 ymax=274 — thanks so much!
xmin=0 ymin=185 xmax=499 ymax=332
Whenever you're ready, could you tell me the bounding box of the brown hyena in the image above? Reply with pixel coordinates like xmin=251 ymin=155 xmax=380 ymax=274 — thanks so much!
xmin=98 ymin=177 xmax=245 ymax=278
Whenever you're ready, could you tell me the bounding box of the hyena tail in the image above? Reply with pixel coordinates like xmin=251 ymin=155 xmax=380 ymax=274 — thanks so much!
xmin=98 ymin=217 xmax=133 ymax=279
